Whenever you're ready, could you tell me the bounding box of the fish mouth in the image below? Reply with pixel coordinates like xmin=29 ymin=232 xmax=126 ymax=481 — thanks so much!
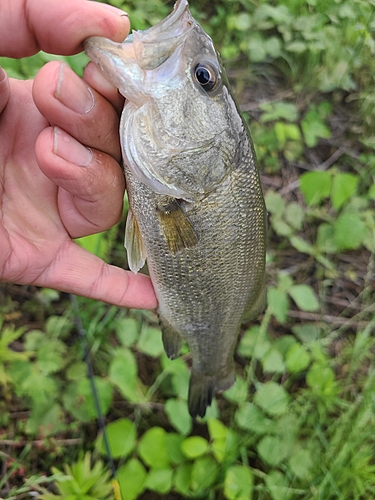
xmin=83 ymin=0 xmax=194 ymax=101
xmin=131 ymin=0 xmax=193 ymax=70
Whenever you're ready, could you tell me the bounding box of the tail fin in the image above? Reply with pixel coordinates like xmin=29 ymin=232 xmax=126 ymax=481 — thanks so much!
xmin=188 ymin=370 xmax=236 ymax=419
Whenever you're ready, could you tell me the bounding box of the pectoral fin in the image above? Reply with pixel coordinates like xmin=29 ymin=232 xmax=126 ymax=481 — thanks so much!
xmin=124 ymin=208 xmax=147 ymax=274
xmin=156 ymin=198 xmax=198 ymax=254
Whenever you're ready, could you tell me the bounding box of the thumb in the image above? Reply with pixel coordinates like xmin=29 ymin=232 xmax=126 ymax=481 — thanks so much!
xmin=40 ymin=240 xmax=157 ymax=310
xmin=0 ymin=0 xmax=129 ymax=58
xmin=0 ymin=67 xmax=10 ymax=114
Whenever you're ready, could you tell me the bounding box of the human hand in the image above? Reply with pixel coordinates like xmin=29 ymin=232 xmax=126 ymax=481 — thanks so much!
xmin=0 ymin=0 xmax=157 ymax=310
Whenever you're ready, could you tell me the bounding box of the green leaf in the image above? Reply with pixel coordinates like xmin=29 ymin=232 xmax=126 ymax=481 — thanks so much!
xmin=284 ymin=202 xmax=304 ymax=230
xmin=165 ymin=433 xmax=186 ymax=465
xmin=272 ymin=218 xmax=293 ymax=237
xmin=109 ymin=348 xmax=144 ymax=403
xmin=292 ymin=324 xmax=320 ymax=343
xmin=45 ymin=314 xmax=72 ymax=337
xmin=259 ymin=4 xmax=291 ymax=24
xmin=165 ymin=398 xmax=192 ymax=435
xmin=207 ymin=420 xmax=239 ymax=463
xmin=299 ymin=171 xmax=332 ymax=205
xmin=238 ymin=326 xmax=260 ymax=357
xmin=368 ymin=184 xmax=375 ymax=200
xmin=161 ymin=356 xmax=190 ymax=399
xmin=285 ymin=344 xmax=311 ymax=373
xmin=316 ymin=223 xmax=337 ymax=253
xmin=207 ymin=418 xmax=228 ymax=441
xmin=66 ymin=362 xmax=87 ymax=381
xmin=265 ymin=190 xmax=285 ymax=214
xmin=247 ymin=35 xmax=267 ymax=62
xmin=289 ymin=284 xmax=319 ymax=312
xmin=139 ymin=427 xmax=170 ymax=469
xmin=254 ymin=382 xmax=289 ymax=416
xmin=286 ymin=40 xmax=306 ymax=53
xmin=110 ymin=347 xmax=137 ymax=379
xmin=265 ymin=470 xmax=291 ymax=500
xmin=26 ymin=402 xmax=65 ymax=436
xmin=257 ymin=435 xmax=289 ymax=467
xmin=331 ymin=173 xmax=359 ymax=210
xmin=278 ymin=272 xmax=293 ymax=291
xmin=36 ymin=338 xmax=67 ymax=375
xmin=289 ymin=235 xmax=314 ymax=255
xmin=174 ymin=463 xmax=192 ymax=495
xmin=64 ymin=52 xmax=89 ymax=76
xmin=63 ymin=377 xmax=113 ymax=423
xmin=0 ymin=56 xmax=24 ymax=78
xmin=289 ymin=449 xmax=314 ymax=479
xmin=274 ymin=336 xmax=297 ymax=357
xmin=191 ymin=456 xmax=218 ymax=492
xmin=262 ymin=348 xmax=285 ymax=373
xmin=235 ymin=403 xmax=274 ymax=434
xmin=251 ymin=334 xmax=272 ymax=360
xmin=224 ymin=465 xmax=253 ymax=500
xmin=97 ymin=419 xmax=136 ymax=459
xmin=145 ymin=468 xmax=173 ymax=494
xmin=307 ymin=363 xmax=336 ymax=396
xmin=137 ymin=326 xmax=164 ymax=357
xmin=334 ymin=212 xmax=367 ymax=250
xmin=284 ymin=123 xmax=302 ymax=141
xmin=223 ymin=376 xmax=248 ymax=404
xmin=268 ymin=288 xmax=289 ymax=323
xmin=23 ymin=330 xmax=45 ymax=351
xmin=76 ymin=232 xmax=107 ymax=258
xmin=229 ymin=12 xmax=251 ymax=31
xmin=301 ymin=109 xmax=331 ymax=147
xmin=117 ymin=459 xmax=146 ymax=500
xmin=181 ymin=436 xmax=209 ymax=459
xmin=115 ymin=318 xmax=139 ymax=346
xmin=49 ymin=452 xmax=113 ymax=499
xmin=260 ymin=102 xmax=299 ymax=123
xmin=264 ymin=37 xmax=282 ymax=57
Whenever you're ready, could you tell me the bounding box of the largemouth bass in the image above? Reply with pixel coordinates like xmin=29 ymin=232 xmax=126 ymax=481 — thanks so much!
xmin=84 ymin=0 xmax=267 ymax=418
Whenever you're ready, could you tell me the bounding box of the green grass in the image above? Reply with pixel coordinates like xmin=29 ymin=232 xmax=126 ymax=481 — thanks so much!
xmin=1 ymin=0 xmax=375 ymax=498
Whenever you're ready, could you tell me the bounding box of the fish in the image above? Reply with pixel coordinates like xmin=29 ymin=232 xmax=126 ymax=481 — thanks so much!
xmin=84 ymin=0 xmax=267 ymax=419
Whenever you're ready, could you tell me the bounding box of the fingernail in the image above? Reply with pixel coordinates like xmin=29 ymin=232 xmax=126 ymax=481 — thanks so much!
xmin=0 ymin=66 xmax=6 ymax=83
xmin=98 ymin=3 xmax=128 ymax=16
xmin=55 ymin=63 xmax=94 ymax=114
xmin=53 ymin=127 xmax=93 ymax=167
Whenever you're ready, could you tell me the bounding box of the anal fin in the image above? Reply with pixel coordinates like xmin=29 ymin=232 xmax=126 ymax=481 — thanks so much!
xmin=124 ymin=208 xmax=146 ymax=274
xmin=156 ymin=198 xmax=198 ymax=255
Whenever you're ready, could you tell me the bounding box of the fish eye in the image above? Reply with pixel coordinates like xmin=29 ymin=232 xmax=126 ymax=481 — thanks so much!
xmin=194 ymin=63 xmax=218 ymax=92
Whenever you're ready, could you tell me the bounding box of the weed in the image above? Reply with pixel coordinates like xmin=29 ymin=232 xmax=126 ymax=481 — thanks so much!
xmin=1 ymin=0 xmax=375 ymax=498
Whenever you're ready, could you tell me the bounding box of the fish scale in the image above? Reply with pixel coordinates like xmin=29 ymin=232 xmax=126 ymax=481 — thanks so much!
xmin=84 ymin=0 xmax=267 ymax=418
xmin=124 ymin=130 xmax=265 ymax=417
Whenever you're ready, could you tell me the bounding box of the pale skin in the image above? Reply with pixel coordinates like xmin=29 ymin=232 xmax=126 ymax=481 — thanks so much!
xmin=0 ymin=0 xmax=157 ymax=310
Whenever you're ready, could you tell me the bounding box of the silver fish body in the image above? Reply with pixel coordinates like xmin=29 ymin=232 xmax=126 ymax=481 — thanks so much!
xmin=84 ymin=0 xmax=267 ymax=418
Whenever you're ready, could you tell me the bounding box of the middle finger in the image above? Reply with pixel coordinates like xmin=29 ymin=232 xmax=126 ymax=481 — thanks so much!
xmin=33 ymin=60 xmax=121 ymax=161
